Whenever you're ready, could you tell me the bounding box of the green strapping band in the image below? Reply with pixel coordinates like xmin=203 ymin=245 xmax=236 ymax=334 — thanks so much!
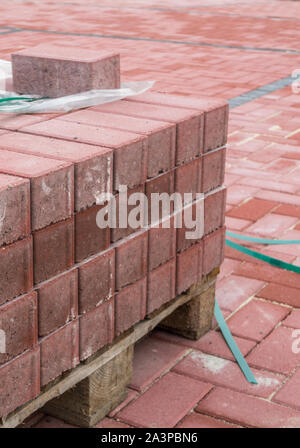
xmin=0 ymin=97 xmax=46 ymax=104
xmin=214 ymin=301 xmax=257 ymax=384
xmin=226 ymin=238 xmax=300 ymax=274
xmin=226 ymin=231 xmax=300 ymax=245
xmin=217 ymin=231 xmax=300 ymax=384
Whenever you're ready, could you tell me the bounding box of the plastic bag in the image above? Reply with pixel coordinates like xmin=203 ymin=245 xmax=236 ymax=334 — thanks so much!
xmin=0 ymin=59 xmax=155 ymax=114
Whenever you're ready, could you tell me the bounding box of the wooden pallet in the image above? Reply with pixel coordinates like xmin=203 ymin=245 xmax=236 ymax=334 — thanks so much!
xmin=0 ymin=267 xmax=219 ymax=428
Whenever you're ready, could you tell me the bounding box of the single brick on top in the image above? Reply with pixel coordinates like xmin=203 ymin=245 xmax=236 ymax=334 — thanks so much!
xmin=0 ymin=132 xmax=113 ymax=212
xmin=127 ymin=91 xmax=229 ymax=152
xmin=0 ymin=173 xmax=30 ymax=247
xmin=60 ymin=108 xmax=176 ymax=179
xmin=0 ymin=148 xmax=73 ymax=231
xmin=21 ymin=119 xmax=147 ymax=193
xmin=95 ymin=99 xmax=203 ymax=166
xmin=12 ymin=44 xmax=120 ymax=97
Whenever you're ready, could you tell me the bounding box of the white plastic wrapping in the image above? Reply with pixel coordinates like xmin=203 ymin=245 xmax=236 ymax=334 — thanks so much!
xmin=0 ymin=60 xmax=155 ymax=114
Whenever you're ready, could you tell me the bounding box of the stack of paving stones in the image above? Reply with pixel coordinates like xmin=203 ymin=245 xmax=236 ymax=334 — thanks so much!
xmin=0 ymin=44 xmax=228 ymax=419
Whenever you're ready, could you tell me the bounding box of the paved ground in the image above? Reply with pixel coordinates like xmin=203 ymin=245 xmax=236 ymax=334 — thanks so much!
xmin=3 ymin=0 xmax=300 ymax=428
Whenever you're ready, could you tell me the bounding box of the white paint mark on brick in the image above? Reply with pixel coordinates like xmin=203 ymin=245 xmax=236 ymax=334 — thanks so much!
xmin=256 ymin=376 xmax=280 ymax=388
xmin=190 ymin=351 xmax=230 ymax=373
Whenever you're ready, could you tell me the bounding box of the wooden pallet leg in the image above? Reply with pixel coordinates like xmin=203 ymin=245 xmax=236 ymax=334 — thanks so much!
xmin=43 ymin=345 xmax=134 ymax=427
xmin=159 ymin=271 xmax=217 ymax=340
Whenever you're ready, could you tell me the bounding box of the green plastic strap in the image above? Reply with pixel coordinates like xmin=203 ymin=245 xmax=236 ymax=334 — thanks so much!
xmin=0 ymin=96 xmax=46 ymax=104
xmin=226 ymin=231 xmax=300 ymax=245
xmin=214 ymin=300 xmax=257 ymax=384
xmin=219 ymin=231 xmax=300 ymax=384
xmin=226 ymin=238 xmax=300 ymax=274
xmin=0 ymin=97 xmax=35 ymax=103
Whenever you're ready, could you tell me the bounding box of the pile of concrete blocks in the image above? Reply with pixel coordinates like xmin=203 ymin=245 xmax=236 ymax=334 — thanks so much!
xmin=0 ymin=44 xmax=228 ymax=419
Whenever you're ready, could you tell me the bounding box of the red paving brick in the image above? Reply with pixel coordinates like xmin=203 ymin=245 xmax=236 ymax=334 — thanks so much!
xmin=227 ymin=299 xmax=290 ymax=342
xmin=245 ymin=214 xmax=298 ymax=237
xmin=96 ymin=418 xmax=131 ymax=429
xmin=39 ymin=320 xmax=79 ymax=387
xmin=3 ymin=0 xmax=300 ymax=429
xmin=215 ymin=274 xmax=265 ymax=312
xmin=0 ymin=131 xmax=113 ymax=213
xmin=117 ymin=371 xmax=212 ymax=428
xmin=153 ymin=329 xmax=256 ymax=363
xmin=218 ymin=258 xmax=241 ymax=281
xmin=246 ymin=326 xmax=300 ymax=375
xmin=264 ymin=229 xmax=300 ymax=258
xmin=177 ymin=412 xmax=239 ymax=428
xmin=23 ymin=119 xmax=147 ymax=192
xmin=173 ymin=351 xmax=284 ymax=399
xmin=259 ymin=283 xmax=300 ymax=308
xmin=203 ymin=226 xmax=226 ymax=276
xmin=234 ymin=261 xmax=300 ymax=289
xmin=130 ymin=336 xmax=188 ymax=392
xmin=33 ymin=218 xmax=74 ymax=284
xmin=62 ymin=109 xmax=176 ymax=179
xmin=0 ymin=149 xmax=73 ymax=231
xmin=0 ymin=237 xmax=33 ymax=306
xmin=225 ymin=216 xmax=252 ymax=231
xmin=226 ymin=198 xmax=278 ymax=221
xmin=0 ymin=291 xmax=37 ymax=365
xmin=255 ymin=190 xmax=300 ymax=207
xmin=283 ymin=310 xmax=300 ymax=329
xmin=276 ymin=204 xmax=300 ymax=219
xmin=196 ymin=387 xmax=300 ymax=428
xmin=115 ymin=278 xmax=147 ymax=337
xmin=37 ymin=269 xmax=78 ymax=337
xmin=12 ymin=44 xmax=120 ymax=96
xmin=0 ymin=173 xmax=30 ymax=247
xmin=273 ymin=368 xmax=300 ymax=411
xmin=0 ymin=347 xmax=40 ymax=417
xmin=96 ymin=100 xmax=203 ymax=166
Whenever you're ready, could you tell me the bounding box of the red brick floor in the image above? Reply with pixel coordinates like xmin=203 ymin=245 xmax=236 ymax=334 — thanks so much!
xmin=4 ymin=0 xmax=300 ymax=428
